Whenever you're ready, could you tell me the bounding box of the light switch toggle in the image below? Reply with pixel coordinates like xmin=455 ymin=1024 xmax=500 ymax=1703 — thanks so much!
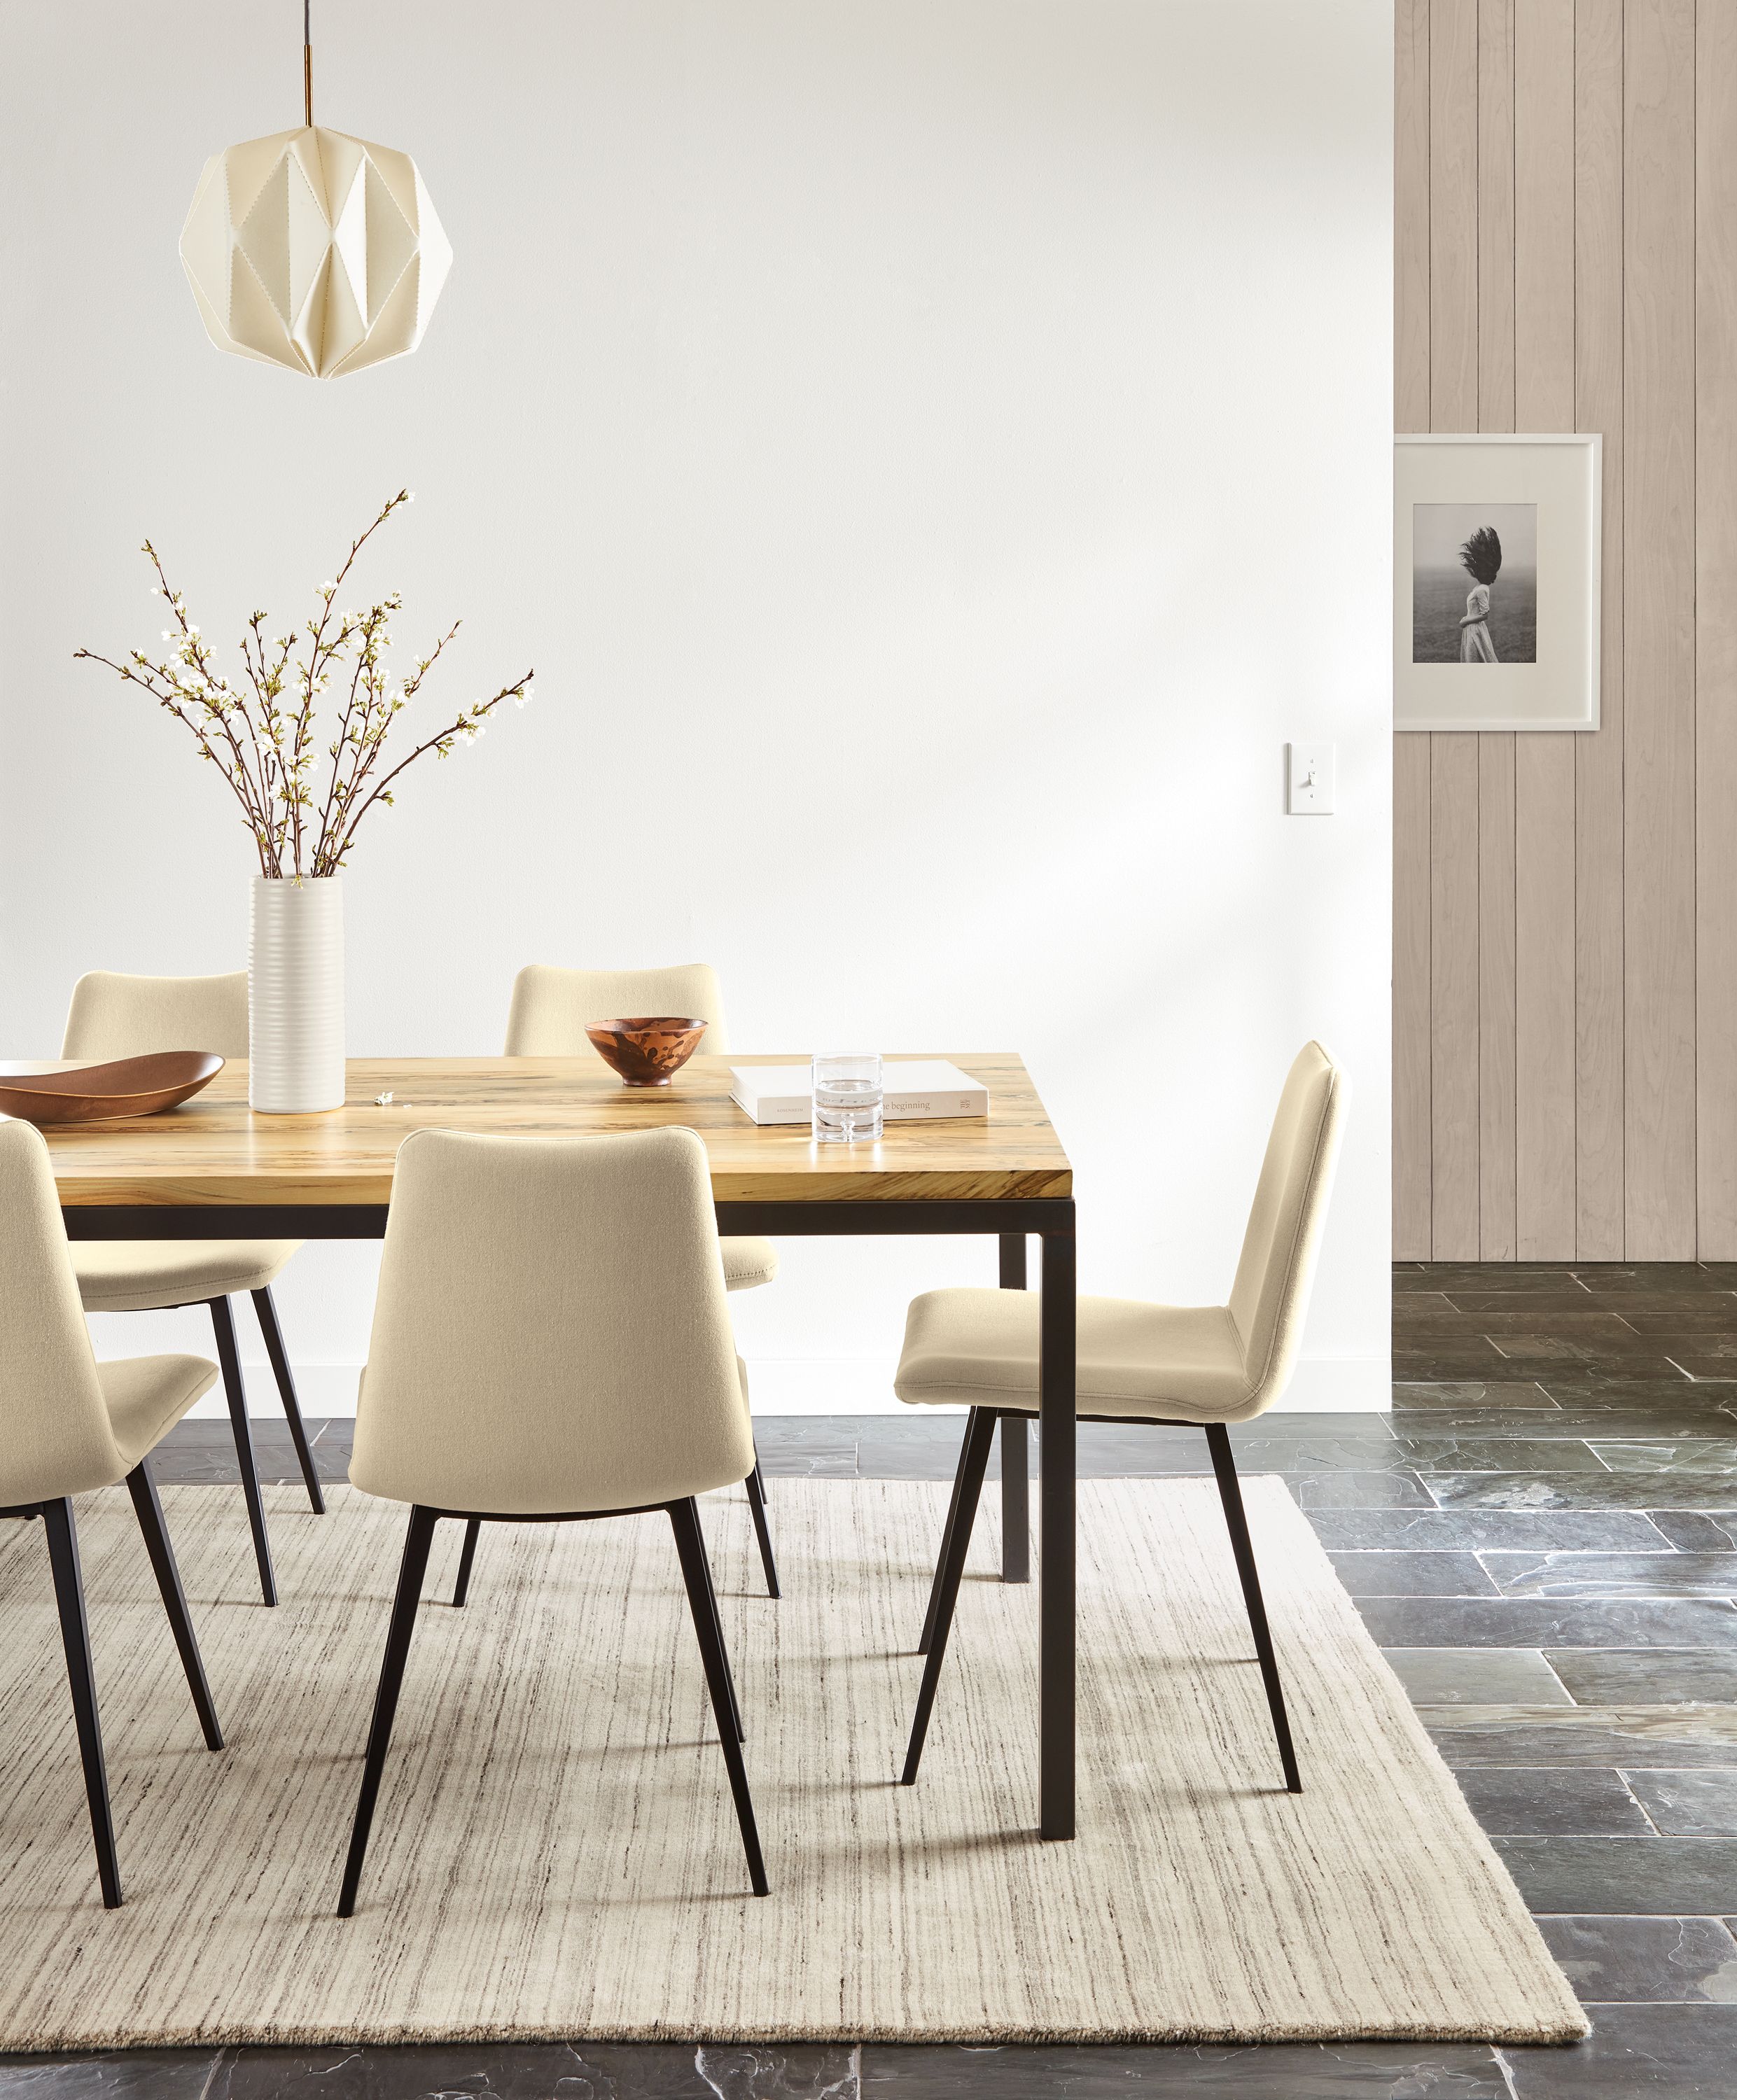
xmin=1287 ymin=742 xmax=1336 ymax=815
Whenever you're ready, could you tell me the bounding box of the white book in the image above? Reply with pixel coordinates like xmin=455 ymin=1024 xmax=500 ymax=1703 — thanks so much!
xmin=729 ymin=1059 xmax=989 ymax=1126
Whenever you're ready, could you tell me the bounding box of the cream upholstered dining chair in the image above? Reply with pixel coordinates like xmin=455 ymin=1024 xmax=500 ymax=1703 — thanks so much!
xmin=896 ymin=1041 xmax=1347 ymax=1794
xmin=340 ymin=1125 xmax=768 ymax=1914
xmin=62 ymin=970 xmax=324 ymax=1604
xmin=0 ymin=1120 xmax=225 ymax=1909
xmin=498 ymin=961 xmax=780 ymax=1596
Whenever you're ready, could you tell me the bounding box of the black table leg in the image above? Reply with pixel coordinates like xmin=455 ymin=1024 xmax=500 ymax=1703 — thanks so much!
xmin=1039 ymin=1209 xmax=1076 ymax=1840
xmin=998 ymin=1234 xmax=1030 ymax=1584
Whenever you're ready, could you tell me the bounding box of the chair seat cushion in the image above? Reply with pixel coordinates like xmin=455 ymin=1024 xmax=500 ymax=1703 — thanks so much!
xmin=73 ymin=1240 xmax=299 ymax=1313
xmin=720 ymin=1236 xmax=778 ymax=1292
xmin=895 ymin=1288 xmax=1253 ymax=1422
xmin=98 ymin=1354 xmax=220 ymax=1469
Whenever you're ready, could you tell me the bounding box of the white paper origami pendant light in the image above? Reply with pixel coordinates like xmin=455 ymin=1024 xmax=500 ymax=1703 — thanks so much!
xmin=179 ymin=5 xmax=450 ymax=379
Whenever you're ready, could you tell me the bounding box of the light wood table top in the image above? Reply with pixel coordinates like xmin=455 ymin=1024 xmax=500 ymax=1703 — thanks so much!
xmin=28 ymin=1052 xmax=1072 ymax=1210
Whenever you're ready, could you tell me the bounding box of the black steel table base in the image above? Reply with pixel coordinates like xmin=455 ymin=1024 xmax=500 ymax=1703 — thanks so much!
xmin=64 ymin=1191 xmax=1079 ymax=1842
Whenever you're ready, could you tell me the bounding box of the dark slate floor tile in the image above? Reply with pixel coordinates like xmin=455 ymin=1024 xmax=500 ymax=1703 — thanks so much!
xmin=216 ymin=2043 xmax=860 ymax=2099
xmin=1327 ymin=1550 xmax=1499 ymax=1596
xmin=1355 ymin=1597 xmax=1737 ymax=1650
xmin=752 ymin=1420 xmax=863 ymax=1476
xmin=1625 ymin=1770 xmax=1737 ymax=1837
xmin=1490 ymin=1337 xmax=1683 ymax=1366
xmin=1536 ymin=1915 xmax=1737 ymax=2003
xmin=1498 ymin=1357 xmax=1690 ymax=1386
xmin=1237 ymin=1412 xmax=1400 ymax=1439
xmin=1495 ymin=1410 xmax=1737 ymax=1438
xmin=1400 ymin=1312 xmax=1640 ymax=1341
xmin=1623 ymin=1307 xmax=1737 ymax=1332
xmin=1502 ymin=2005 xmax=1737 ymax=2096
xmin=1393 ymin=1406 xmax=1607 ymax=1434
xmin=1455 ymin=1767 xmax=1653 ymax=1836
xmin=1290 ymin=1471 xmax=1435 ymax=1508
xmin=1653 ymin=1513 xmax=1737 ymax=1550
xmin=1429 ymin=1472 xmax=1737 ymax=1511
xmin=1395 ymin=1438 xmax=1613 ymax=1474
xmin=1305 ymin=1509 xmax=1673 ymax=1552
xmin=1535 ymin=1379 xmax=1703 ymax=1404
xmin=1495 ymin=1836 xmax=1737 ymax=1914
xmin=1391 ymin=1380 xmax=1557 ymax=1408
xmin=1439 ymin=1292 xmax=1614 ymax=1318
xmin=1576 ymin=1265 xmax=1737 ymax=1293
xmin=1393 ymin=1353 xmax=1519 ymax=1382
xmin=1482 ymin=1554 xmax=1737 ymax=1600
xmin=1590 ymin=1441 xmax=1737 ymax=1474
xmin=1425 ymin=1705 xmax=1737 ymax=1767
xmin=1225 ymin=1435 xmax=1413 ymax=1474
xmin=1670 ymin=1358 xmax=1737 ymax=1381
xmin=1408 ymin=1264 xmax=1584 ymax=1292
xmin=1546 ymin=1651 xmax=1737 ymax=1704
xmin=151 ymin=1437 xmax=351 ymax=1486
xmin=0 ymin=2054 xmax=221 ymax=2098
xmin=1383 ymin=1648 xmax=1572 ymax=1706
xmin=851 ymin=1443 xmax=977 ymax=1482
xmin=860 ymin=2040 xmax=1509 ymax=2096
xmin=760 ymin=1448 xmax=863 ymax=1479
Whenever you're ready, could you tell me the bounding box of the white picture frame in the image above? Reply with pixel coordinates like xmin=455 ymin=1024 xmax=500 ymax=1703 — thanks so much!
xmin=1395 ymin=433 xmax=1602 ymax=732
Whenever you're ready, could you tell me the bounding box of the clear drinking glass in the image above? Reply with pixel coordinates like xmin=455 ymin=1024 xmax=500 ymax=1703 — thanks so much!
xmin=812 ymin=1052 xmax=884 ymax=1142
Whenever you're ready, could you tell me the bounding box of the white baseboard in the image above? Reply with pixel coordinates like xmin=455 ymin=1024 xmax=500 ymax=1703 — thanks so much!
xmin=193 ymin=1354 xmax=1393 ymax=1421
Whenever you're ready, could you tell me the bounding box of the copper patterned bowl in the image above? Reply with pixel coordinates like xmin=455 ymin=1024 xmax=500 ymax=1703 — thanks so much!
xmin=585 ymin=1016 xmax=708 ymax=1087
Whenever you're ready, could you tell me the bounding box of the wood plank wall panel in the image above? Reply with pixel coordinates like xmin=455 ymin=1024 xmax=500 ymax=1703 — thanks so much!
xmin=1623 ymin=0 xmax=1696 ymax=1258
xmin=1696 ymin=0 xmax=1737 ymax=1255
xmin=1512 ymin=0 xmax=1579 ymax=1256
xmin=1574 ymin=0 xmax=1627 ymax=1259
xmin=1394 ymin=0 xmax=1733 ymax=1260
xmin=1428 ymin=0 xmax=1485 ymax=1259
xmin=1477 ymin=0 xmax=1519 ymax=1258
xmin=1394 ymin=0 xmax=1435 ymax=1261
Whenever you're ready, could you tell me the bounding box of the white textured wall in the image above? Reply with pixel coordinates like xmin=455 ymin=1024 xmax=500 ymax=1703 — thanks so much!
xmin=0 ymin=0 xmax=1393 ymax=1415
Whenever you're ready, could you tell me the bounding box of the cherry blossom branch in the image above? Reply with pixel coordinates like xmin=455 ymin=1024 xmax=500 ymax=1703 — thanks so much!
xmin=76 ymin=495 xmax=536 ymax=881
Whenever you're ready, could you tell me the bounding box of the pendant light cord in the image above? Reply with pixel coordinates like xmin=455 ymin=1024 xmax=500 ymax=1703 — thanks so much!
xmin=303 ymin=0 xmax=313 ymax=126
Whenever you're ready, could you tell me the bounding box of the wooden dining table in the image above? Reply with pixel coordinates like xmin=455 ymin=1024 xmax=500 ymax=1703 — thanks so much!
xmin=36 ymin=1049 xmax=1082 ymax=1840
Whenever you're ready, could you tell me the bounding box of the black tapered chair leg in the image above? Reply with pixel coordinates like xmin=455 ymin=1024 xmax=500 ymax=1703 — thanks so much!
xmin=690 ymin=1502 xmax=745 ymax=1742
xmin=338 ymin=1505 xmax=438 ymax=1916
xmin=452 ymin=1517 xmax=481 ymax=1606
xmin=1205 ymin=1422 xmax=1302 ymax=1793
xmin=210 ymin=1296 xmax=276 ymax=1605
xmin=917 ymin=1406 xmax=987 ymax=1653
xmin=744 ymin=1456 xmax=780 ymax=1599
xmin=669 ymin=1498 xmax=768 ymax=1895
xmin=902 ymin=1406 xmax=998 ymax=1784
xmin=125 ymin=1461 xmax=223 ymax=1751
xmin=251 ymin=1287 xmax=325 ymax=1514
xmin=41 ymin=1499 xmax=121 ymax=1908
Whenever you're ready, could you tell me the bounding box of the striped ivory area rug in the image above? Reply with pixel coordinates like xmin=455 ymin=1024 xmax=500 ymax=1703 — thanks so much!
xmin=0 ymin=1476 xmax=1585 ymax=2048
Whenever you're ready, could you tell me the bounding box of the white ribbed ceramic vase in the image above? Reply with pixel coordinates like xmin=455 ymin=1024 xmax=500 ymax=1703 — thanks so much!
xmin=249 ymin=876 xmax=346 ymax=1113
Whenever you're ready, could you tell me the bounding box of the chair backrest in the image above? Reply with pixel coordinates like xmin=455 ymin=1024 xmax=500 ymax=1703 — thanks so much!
xmin=0 ymin=1122 xmax=127 ymax=1506
xmin=351 ymin=1125 xmax=754 ymax=1515
xmin=1226 ymin=1041 xmax=1348 ymax=1415
xmin=62 ymin=970 xmax=249 ymax=1060
xmin=504 ymin=963 xmax=730 ymax=1057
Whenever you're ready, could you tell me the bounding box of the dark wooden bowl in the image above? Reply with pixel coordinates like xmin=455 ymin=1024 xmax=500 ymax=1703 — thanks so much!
xmin=0 ymin=1051 xmax=225 ymax=1126
xmin=585 ymin=1017 xmax=708 ymax=1088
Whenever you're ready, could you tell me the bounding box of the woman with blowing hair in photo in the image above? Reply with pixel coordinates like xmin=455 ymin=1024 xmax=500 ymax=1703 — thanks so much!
xmin=1456 ymin=524 xmax=1502 ymax=662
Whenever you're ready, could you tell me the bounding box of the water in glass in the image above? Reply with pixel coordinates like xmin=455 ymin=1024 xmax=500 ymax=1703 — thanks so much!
xmin=813 ymin=1053 xmax=884 ymax=1142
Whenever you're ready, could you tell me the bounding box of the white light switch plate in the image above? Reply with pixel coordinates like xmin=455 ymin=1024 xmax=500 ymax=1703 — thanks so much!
xmin=1286 ymin=742 xmax=1336 ymax=814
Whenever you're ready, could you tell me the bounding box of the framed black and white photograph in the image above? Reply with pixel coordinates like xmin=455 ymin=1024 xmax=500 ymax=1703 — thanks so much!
xmin=1395 ymin=434 xmax=1600 ymax=731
